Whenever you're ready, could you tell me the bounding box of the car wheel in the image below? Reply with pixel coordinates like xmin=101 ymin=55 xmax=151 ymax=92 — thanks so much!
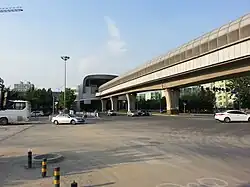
xmin=71 ymin=120 xmax=76 ymax=125
xmin=224 ymin=117 xmax=231 ymax=123
xmin=0 ymin=117 xmax=8 ymax=125
xmin=248 ymin=117 xmax=250 ymax=122
xmin=54 ymin=120 xmax=59 ymax=125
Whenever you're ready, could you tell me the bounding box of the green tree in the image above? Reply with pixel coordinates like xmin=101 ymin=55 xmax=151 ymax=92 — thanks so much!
xmin=23 ymin=88 xmax=53 ymax=112
xmin=25 ymin=88 xmax=41 ymax=110
xmin=137 ymin=97 xmax=165 ymax=110
xmin=228 ymin=76 xmax=250 ymax=109
xmin=7 ymin=88 xmax=25 ymax=101
xmin=198 ymin=87 xmax=216 ymax=111
xmin=180 ymin=93 xmax=200 ymax=112
xmin=58 ymin=88 xmax=76 ymax=110
xmin=1 ymin=87 xmax=53 ymax=113
xmin=180 ymin=87 xmax=215 ymax=113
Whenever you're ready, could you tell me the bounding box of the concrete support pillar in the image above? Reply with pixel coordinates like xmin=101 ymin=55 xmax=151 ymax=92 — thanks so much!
xmin=110 ymin=96 xmax=118 ymax=111
xmin=76 ymin=85 xmax=81 ymax=112
xmin=101 ymin=99 xmax=107 ymax=112
xmin=118 ymin=101 xmax=121 ymax=110
xmin=126 ymin=93 xmax=136 ymax=112
xmin=118 ymin=100 xmax=124 ymax=110
xmin=164 ymin=88 xmax=180 ymax=115
xmin=76 ymin=100 xmax=81 ymax=112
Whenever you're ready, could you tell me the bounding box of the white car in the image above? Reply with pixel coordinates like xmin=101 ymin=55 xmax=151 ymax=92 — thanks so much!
xmin=31 ymin=111 xmax=44 ymax=117
xmin=107 ymin=110 xmax=117 ymax=116
xmin=127 ymin=110 xmax=139 ymax=117
xmin=214 ymin=110 xmax=250 ymax=123
xmin=51 ymin=114 xmax=85 ymax=125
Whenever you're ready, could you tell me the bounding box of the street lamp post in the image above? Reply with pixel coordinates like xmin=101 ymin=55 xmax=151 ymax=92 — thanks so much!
xmin=183 ymin=102 xmax=187 ymax=113
xmin=0 ymin=78 xmax=4 ymax=110
xmin=61 ymin=56 xmax=70 ymax=110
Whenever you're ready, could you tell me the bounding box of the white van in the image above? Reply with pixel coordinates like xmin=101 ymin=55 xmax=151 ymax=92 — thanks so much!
xmin=0 ymin=100 xmax=31 ymax=125
xmin=31 ymin=110 xmax=44 ymax=117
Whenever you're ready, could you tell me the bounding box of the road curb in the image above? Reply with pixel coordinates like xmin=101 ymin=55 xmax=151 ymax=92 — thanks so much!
xmin=151 ymin=113 xmax=213 ymax=117
xmin=32 ymin=153 xmax=64 ymax=166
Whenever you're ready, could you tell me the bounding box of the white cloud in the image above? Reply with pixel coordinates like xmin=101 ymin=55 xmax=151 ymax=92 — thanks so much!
xmin=105 ymin=16 xmax=121 ymax=39
xmin=105 ymin=16 xmax=127 ymax=54
xmin=78 ymin=16 xmax=128 ymax=77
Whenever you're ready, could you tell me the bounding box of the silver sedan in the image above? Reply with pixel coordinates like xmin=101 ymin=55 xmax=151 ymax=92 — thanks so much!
xmin=51 ymin=114 xmax=85 ymax=125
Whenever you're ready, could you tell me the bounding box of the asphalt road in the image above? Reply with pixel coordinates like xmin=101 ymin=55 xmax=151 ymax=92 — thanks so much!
xmin=1 ymin=115 xmax=250 ymax=187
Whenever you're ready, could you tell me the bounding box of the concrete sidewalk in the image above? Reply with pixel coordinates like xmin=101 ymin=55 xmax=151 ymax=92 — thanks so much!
xmin=151 ymin=112 xmax=213 ymax=117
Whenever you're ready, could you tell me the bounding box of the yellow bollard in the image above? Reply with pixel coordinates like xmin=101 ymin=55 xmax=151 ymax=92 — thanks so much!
xmin=54 ymin=167 xmax=60 ymax=187
xmin=41 ymin=158 xmax=47 ymax=177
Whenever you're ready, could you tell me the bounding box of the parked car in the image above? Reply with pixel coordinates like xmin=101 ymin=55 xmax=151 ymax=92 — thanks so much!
xmin=138 ymin=110 xmax=151 ymax=116
xmin=127 ymin=110 xmax=139 ymax=117
xmin=31 ymin=111 xmax=44 ymax=117
xmin=107 ymin=110 xmax=117 ymax=116
xmin=160 ymin=109 xmax=166 ymax=113
xmin=51 ymin=114 xmax=85 ymax=125
xmin=214 ymin=110 xmax=250 ymax=123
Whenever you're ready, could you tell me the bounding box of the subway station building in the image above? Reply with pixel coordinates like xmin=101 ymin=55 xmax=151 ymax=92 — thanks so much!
xmin=75 ymin=74 xmax=118 ymax=111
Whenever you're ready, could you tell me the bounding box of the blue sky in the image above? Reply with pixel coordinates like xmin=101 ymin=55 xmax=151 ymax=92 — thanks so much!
xmin=0 ymin=0 xmax=249 ymax=90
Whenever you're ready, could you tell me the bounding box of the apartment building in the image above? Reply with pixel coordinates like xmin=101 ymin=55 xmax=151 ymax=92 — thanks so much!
xmin=13 ymin=81 xmax=34 ymax=92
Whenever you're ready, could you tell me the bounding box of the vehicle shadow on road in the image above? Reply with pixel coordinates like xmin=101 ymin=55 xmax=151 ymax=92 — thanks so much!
xmin=238 ymin=184 xmax=250 ymax=187
xmin=165 ymin=121 xmax=250 ymax=137
xmin=179 ymin=143 xmax=250 ymax=163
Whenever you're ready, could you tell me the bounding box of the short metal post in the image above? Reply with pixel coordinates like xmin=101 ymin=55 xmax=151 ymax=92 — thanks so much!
xmin=54 ymin=167 xmax=60 ymax=187
xmin=71 ymin=181 xmax=78 ymax=187
xmin=41 ymin=158 xmax=47 ymax=177
xmin=28 ymin=150 xmax=32 ymax=168
xmin=52 ymin=96 xmax=55 ymax=115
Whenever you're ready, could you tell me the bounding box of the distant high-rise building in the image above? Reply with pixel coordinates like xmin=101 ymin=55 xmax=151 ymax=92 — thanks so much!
xmin=180 ymin=86 xmax=200 ymax=97
xmin=13 ymin=81 xmax=34 ymax=92
xmin=202 ymin=80 xmax=234 ymax=108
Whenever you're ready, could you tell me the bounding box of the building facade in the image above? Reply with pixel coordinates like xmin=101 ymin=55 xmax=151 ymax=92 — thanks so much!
xmin=13 ymin=81 xmax=34 ymax=92
xmin=180 ymin=86 xmax=200 ymax=97
xmin=184 ymin=80 xmax=234 ymax=108
xmin=203 ymin=80 xmax=234 ymax=108
xmin=75 ymin=74 xmax=118 ymax=111
xmin=137 ymin=80 xmax=234 ymax=109
xmin=137 ymin=91 xmax=164 ymax=101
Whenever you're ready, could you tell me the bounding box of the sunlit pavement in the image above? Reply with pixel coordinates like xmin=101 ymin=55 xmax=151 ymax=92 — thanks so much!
xmin=1 ymin=115 xmax=250 ymax=187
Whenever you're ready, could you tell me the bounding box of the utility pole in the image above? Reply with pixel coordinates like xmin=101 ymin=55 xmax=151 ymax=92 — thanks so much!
xmin=52 ymin=96 xmax=55 ymax=115
xmin=159 ymin=95 xmax=162 ymax=112
xmin=0 ymin=78 xmax=4 ymax=110
xmin=61 ymin=56 xmax=70 ymax=110
xmin=183 ymin=102 xmax=187 ymax=113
